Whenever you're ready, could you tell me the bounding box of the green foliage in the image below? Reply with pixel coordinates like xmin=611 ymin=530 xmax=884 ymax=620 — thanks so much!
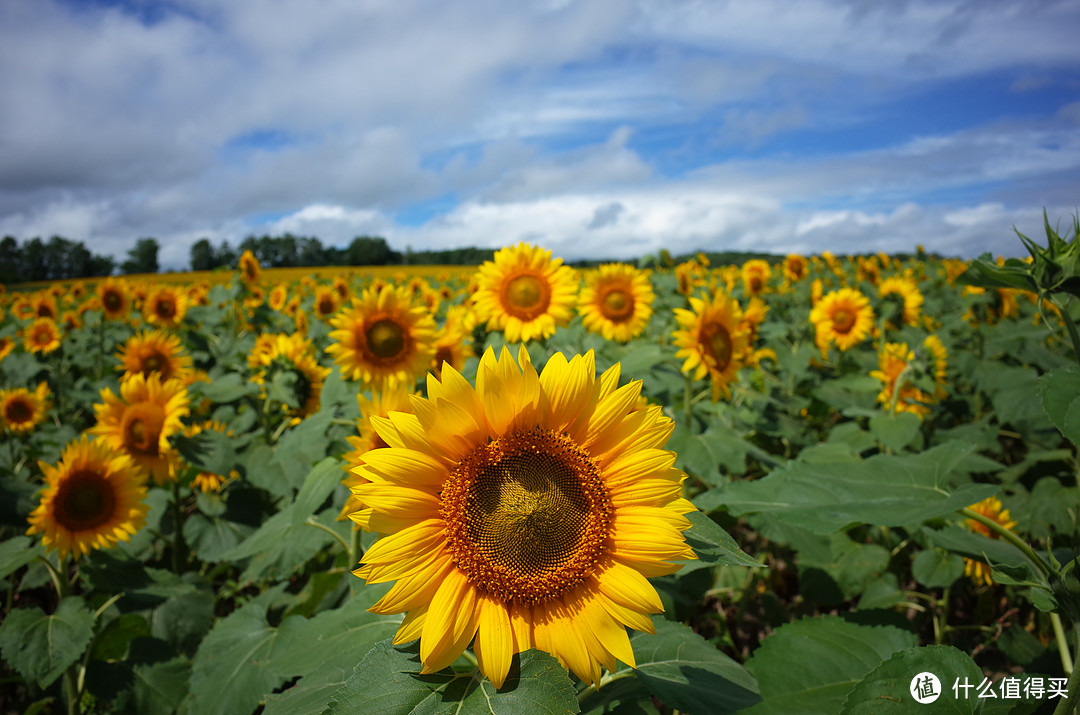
xmin=0 ymin=597 xmax=96 ymax=688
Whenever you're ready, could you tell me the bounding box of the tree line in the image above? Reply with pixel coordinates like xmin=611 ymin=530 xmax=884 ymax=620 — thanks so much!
xmin=0 ymin=234 xmax=497 ymax=285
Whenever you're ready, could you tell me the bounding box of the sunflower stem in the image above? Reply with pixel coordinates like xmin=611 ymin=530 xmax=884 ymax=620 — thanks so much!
xmin=304 ymin=518 xmax=351 ymax=556
xmin=1052 ymin=625 xmax=1080 ymax=715
xmin=1053 ymin=613 xmax=1073 ymax=675
xmin=171 ymin=481 xmax=186 ymax=574
xmin=957 ymin=507 xmax=1052 ymax=579
xmin=683 ymin=373 xmax=694 ymax=428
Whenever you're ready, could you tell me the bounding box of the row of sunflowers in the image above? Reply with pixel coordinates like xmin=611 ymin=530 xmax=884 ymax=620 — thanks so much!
xmin=1 ymin=233 xmax=1079 ymax=714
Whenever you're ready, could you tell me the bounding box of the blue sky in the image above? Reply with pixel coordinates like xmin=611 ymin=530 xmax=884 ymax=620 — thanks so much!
xmin=0 ymin=0 xmax=1077 ymax=270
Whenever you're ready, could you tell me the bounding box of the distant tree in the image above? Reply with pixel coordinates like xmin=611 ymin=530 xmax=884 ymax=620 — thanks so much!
xmin=190 ymin=238 xmax=216 ymax=271
xmin=345 ymin=236 xmax=394 ymax=266
xmin=0 ymin=236 xmax=20 ymax=284
xmin=122 ymin=238 xmax=160 ymax=275
xmin=21 ymin=238 xmax=48 ymax=281
xmin=297 ymin=236 xmax=327 ymax=266
xmin=215 ymin=241 xmax=237 ymax=269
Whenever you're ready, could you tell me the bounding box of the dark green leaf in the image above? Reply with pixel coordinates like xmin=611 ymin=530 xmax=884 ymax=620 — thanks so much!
xmin=840 ymin=645 xmax=984 ymax=714
xmin=912 ymin=549 xmax=965 ymax=589
xmin=1039 ymin=366 xmax=1080 ymax=445
xmin=0 ymin=597 xmax=96 ymax=688
xmin=0 ymin=535 xmax=45 ymax=581
xmin=869 ymin=412 xmax=922 ymax=452
xmin=680 ymin=510 xmax=761 ymax=570
xmin=198 ymin=372 xmax=259 ymax=403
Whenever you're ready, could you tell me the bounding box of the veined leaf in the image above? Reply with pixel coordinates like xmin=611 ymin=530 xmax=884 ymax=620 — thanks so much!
xmin=0 ymin=597 xmax=95 ymax=688
xmin=1039 ymin=365 xmax=1080 ymax=446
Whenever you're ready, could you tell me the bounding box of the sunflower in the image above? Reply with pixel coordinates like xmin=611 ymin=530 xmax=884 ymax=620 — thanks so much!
xmin=1 ymin=382 xmax=51 ymax=434
xmin=143 ymin=285 xmax=188 ymax=330
xmin=348 ymin=347 xmax=696 ymax=688
xmin=313 ymin=287 xmax=341 ymax=321
xmin=0 ymin=335 xmax=16 ymax=363
xmin=431 ymin=325 xmax=475 ymax=382
xmin=673 ymin=292 xmax=749 ymax=401
xmin=877 ymin=275 xmax=923 ymax=328
xmin=250 ymin=333 xmax=330 ymax=418
xmin=740 ymin=260 xmax=771 ymax=297
xmin=326 ymin=284 xmax=436 ymax=390
xmin=91 ymin=373 xmax=190 ymax=484
xmin=238 ymin=250 xmax=261 ymax=285
xmin=870 ymin=342 xmax=933 ymax=418
xmin=922 ymin=334 xmax=949 ymax=400
xmin=268 ymin=284 xmax=289 ymax=312
xmin=97 ymin=277 xmax=130 ymax=321
xmin=578 ymin=264 xmax=655 ymax=343
xmin=186 ymin=420 xmax=236 ymax=493
xmin=810 ymin=288 xmax=875 ymax=353
xmin=783 ymin=254 xmax=808 ymax=283
xmin=60 ymin=311 xmax=82 ymax=332
xmin=473 ymin=243 xmax=578 ymax=343
xmin=963 ymin=497 xmax=1018 ymax=586
xmin=116 ymin=330 xmax=193 ymax=382
xmin=24 ymin=318 xmax=62 ymax=355
xmin=26 ymin=435 xmax=149 ymax=562
xmin=32 ymin=293 xmax=59 ymax=320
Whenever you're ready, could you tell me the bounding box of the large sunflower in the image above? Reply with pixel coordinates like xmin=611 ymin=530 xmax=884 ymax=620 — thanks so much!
xmin=26 ymin=435 xmax=149 ymax=562
xmin=326 ymin=284 xmax=436 ymax=390
xmin=473 ymin=243 xmax=578 ymax=343
xmin=91 ymin=373 xmax=190 ymax=484
xmin=578 ymin=264 xmax=655 ymax=343
xmin=673 ymin=292 xmax=750 ymax=401
xmin=24 ymin=317 xmax=62 ymax=355
xmin=348 ymin=347 xmax=696 ymax=688
xmin=810 ymin=288 xmax=875 ymax=353
xmin=0 ymin=382 xmax=51 ymax=434
xmin=116 ymin=330 xmax=193 ymax=382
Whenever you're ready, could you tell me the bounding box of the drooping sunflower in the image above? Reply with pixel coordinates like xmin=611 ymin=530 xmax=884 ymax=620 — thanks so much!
xmin=673 ymin=292 xmax=750 ymax=401
xmin=23 ymin=317 xmax=62 ymax=355
xmin=26 ymin=435 xmax=149 ymax=562
xmin=810 ymin=288 xmax=875 ymax=353
xmin=473 ymin=243 xmax=578 ymax=343
xmin=326 ymin=284 xmax=436 ymax=390
xmin=91 ymin=373 xmax=190 ymax=484
xmin=142 ymin=285 xmax=188 ymax=330
xmin=578 ymin=264 xmax=655 ymax=343
xmin=0 ymin=382 xmax=51 ymax=434
xmin=250 ymin=333 xmax=330 ymax=418
xmin=963 ymin=497 xmax=1018 ymax=586
xmin=877 ymin=275 xmax=923 ymax=329
xmin=740 ymin=259 xmax=771 ymax=297
xmin=348 ymin=347 xmax=696 ymax=688
xmin=116 ymin=330 xmax=193 ymax=382
xmin=238 ymin=249 xmax=261 ymax=285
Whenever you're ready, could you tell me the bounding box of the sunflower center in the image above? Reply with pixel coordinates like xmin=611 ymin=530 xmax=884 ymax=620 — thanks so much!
xmin=701 ymin=321 xmax=733 ymax=370
xmin=365 ymin=319 xmax=406 ymax=360
xmin=441 ymin=427 xmax=612 ymax=604
xmin=103 ymin=290 xmax=123 ymax=311
xmin=318 ymin=296 xmax=335 ymax=316
xmin=154 ymin=298 xmax=176 ymax=320
xmin=4 ymin=397 xmax=33 ymax=424
xmin=600 ymin=287 xmax=634 ymax=322
xmin=749 ymin=276 xmax=763 ymax=293
xmin=141 ymin=352 xmax=164 ymax=375
xmin=503 ymin=274 xmax=550 ymax=320
xmin=54 ymin=469 xmax=116 ymax=531
xmin=121 ymin=403 xmax=166 ymax=456
xmin=832 ymin=308 xmax=855 ymax=333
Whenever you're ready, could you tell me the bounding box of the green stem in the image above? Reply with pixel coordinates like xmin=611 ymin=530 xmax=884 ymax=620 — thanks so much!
xmin=171 ymin=481 xmax=186 ymax=574
xmin=958 ymin=507 xmax=1053 ymax=578
xmin=304 ymin=518 xmax=351 ymax=555
xmin=576 ymin=670 xmax=637 ymax=704
xmin=1053 ymin=626 xmax=1080 ymax=715
xmin=1053 ymin=613 xmax=1073 ymax=675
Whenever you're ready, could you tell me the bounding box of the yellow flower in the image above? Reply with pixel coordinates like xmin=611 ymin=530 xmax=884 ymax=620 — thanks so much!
xmin=473 ymin=243 xmax=578 ymax=343
xmin=186 ymin=421 xmax=236 ymax=493
xmin=116 ymin=330 xmax=193 ymax=382
xmin=32 ymin=293 xmax=59 ymax=321
xmin=673 ymin=292 xmax=749 ymax=401
xmin=97 ymin=276 xmax=131 ymax=319
xmin=142 ymin=285 xmax=188 ymax=330
xmin=431 ymin=325 xmax=474 ymax=382
xmin=250 ymin=333 xmax=330 ymax=418
xmin=877 ymin=275 xmax=923 ymax=328
xmin=783 ymin=254 xmax=808 ymax=283
xmin=963 ymin=497 xmax=1018 ymax=586
xmin=238 ymin=250 xmax=261 ymax=285
xmin=26 ymin=435 xmax=149 ymax=562
xmin=0 ymin=335 xmax=15 ymax=363
xmin=740 ymin=259 xmax=771 ymax=297
xmin=1 ymin=382 xmax=51 ymax=434
xmin=312 ymin=286 xmax=341 ymax=321
xmin=922 ymin=334 xmax=949 ymax=400
xmin=578 ymin=263 xmax=655 ymax=343
xmin=268 ymin=284 xmax=289 ymax=312
xmin=810 ymin=288 xmax=875 ymax=353
xmin=24 ymin=317 xmax=62 ymax=354
xmin=91 ymin=373 xmax=190 ymax=484
xmin=326 ymin=284 xmax=437 ymax=390
xmin=348 ymin=347 xmax=696 ymax=688
xmin=870 ymin=342 xmax=933 ymax=418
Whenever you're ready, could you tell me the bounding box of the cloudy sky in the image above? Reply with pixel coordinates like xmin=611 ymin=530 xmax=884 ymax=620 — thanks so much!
xmin=1 ymin=0 xmax=1078 ymax=270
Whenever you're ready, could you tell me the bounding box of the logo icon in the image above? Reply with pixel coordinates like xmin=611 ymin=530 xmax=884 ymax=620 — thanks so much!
xmin=911 ymin=672 xmax=941 ymax=704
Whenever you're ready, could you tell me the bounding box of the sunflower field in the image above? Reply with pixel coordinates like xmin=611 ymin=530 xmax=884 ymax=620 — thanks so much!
xmin=2 ymin=218 xmax=1080 ymax=715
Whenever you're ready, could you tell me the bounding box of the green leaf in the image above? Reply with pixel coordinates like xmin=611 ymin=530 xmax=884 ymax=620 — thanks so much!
xmin=323 ymin=640 xmax=580 ymax=715
xmin=120 ymin=657 xmax=192 ymax=715
xmin=187 ymin=602 xmax=305 ymax=715
xmin=911 ymin=549 xmax=965 ymax=589
xmin=798 ymin=534 xmax=890 ymax=605
xmin=744 ymin=615 xmax=917 ymax=715
xmin=0 ymin=535 xmax=45 ymax=581
xmin=720 ymin=442 xmax=999 ymax=534
xmin=840 ymin=645 xmax=984 ymax=714
xmin=669 ymin=424 xmax=748 ymax=484
xmin=679 ymin=510 xmax=761 ymax=571
xmin=0 ymin=597 xmax=96 ymax=688
xmin=869 ymin=412 xmax=922 ymax=452
xmin=955 ymin=255 xmax=1037 ymax=293
xmin=1039 ymin=366 xmax=1080 ymax=445
xmin=198 ymin=372 xmax=260 ymax=403
xmin=172 ymin=427 xmax=240 ymax=478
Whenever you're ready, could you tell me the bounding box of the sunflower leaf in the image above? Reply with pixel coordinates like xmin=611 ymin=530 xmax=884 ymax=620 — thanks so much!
xmin=1038 ymin=365 xmax=1080 ymax=446
xmin=0 ymin=597 xmax=96 ymax=688
xmin=0 ymin=535 xmax=45 ymax=581
xmin=680 ymin=510 xmax=761 ymax=570
xmin=322 ymin=640 xmax=580 ymax=715
xmin=744 ymin=615 xmax=917 ymax=714
xmin=840 ymin=645 xmax=985 ymax=714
